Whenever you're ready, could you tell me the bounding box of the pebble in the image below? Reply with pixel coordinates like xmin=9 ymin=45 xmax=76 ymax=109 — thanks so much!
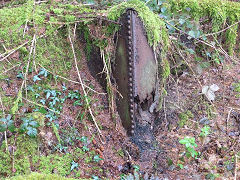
xmin=199 ymin=117 xmax=210 ymax=125
xmin=168 ymin=165 xmax=175 ymax=171
xmin=226 ymin=163 xmax=234 ymax=171
xmin=228 ymin=131 xmax=239 ymax=136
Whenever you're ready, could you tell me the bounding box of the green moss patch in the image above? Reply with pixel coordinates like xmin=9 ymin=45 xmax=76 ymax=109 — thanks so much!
xmin=107 ymin=0 xmax=169 ymax=49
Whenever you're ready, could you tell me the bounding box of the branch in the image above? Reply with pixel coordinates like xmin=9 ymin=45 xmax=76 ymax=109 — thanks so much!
xmin=68 ymin=28 xmax=104 ymax=143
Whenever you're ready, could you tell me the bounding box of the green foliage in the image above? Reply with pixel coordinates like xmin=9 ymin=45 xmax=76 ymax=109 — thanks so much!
xmin=107 ymin=0 xmax=169 ymax=48
xmin=71 ymin=161 xmax=78 ymax=171
xmin=178 ymin=110 xmax=194 ymax=128
xmin=6 ymin=172 xmax=78 ymax=180
xmin=93 ymin=155 xmax=103 ymax=163
xmin=11 ymin=90 xmax=22 ymax=115
xmin=0 ymin=134 xmax=38 ymax=177
xmin=0 ymin=115 xmax=15 ymax=132
xmin=233 ymin=82 xmax=240 ymax=98
xmin=20 ymin=116 xmax=40 ymax=137
xmin=166 ymin=0 xmax=240 ymax=55
xmin=179 ymin=137 xmax=198 ymax=158
xmin=200 ymin=125 xmax=211 ymax=137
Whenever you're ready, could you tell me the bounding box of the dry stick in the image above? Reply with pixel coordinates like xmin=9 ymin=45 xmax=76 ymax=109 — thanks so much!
xmin=24 ymin=35 xmax=36 ymax=98
xmin=32 ymin=35 xmax=37 ymax=73
xmin=0 ymin=94 xmax=9 ymax=154
xmin=0 ymin=33 xmax=47 ymax=63
xmin=235 ymin=153 xmax=238 ymax=180
xmin=100 ymin=50 xmax=115 ymax=114
xmin=68 ymin=31 xmax=104 ymax=143
xmin=163 ymin=19 xmax=237 ymax=62
xmin=0 ymin=40 xmax=30 ymax=62
xmin=37 ymin=63 xmax=106 ymax=95
xmin=22 ymin=97 xmax=73 ymax=128
xmin=226 ymin=107 xmax=232 ymax=134
xmin=202 ymin=20 xmax=240 ymax=37
xmin=0 ymin=64 xmax=21 ymax=76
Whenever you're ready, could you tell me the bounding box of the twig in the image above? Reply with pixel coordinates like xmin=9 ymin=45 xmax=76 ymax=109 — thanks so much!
xmin=163 ymin=19 xmax=238 ymax=62
xmin=0 ymin=41 xmax=30 ymax=62
xmin=202 ymin=20 xmax=240 ymax=37
xmin=68 ymin=29 xmax=104 ymax=143
xmin=37 ymin=63 xmax=106 ymax=95
xmin=0 ymin=94 xmax=9 ymax=154
xmin=235 ymin=153 xmax=238 ymax=180
xmin=100 ymin=50 xmax=115 ymax=114
xmin=0 ymin=64 xmax=21 ymax=76
xmin=0 ymin=34 xmax=46 ymax=63
xmin=226 ymin=107 xmax=232 ymax=134
xmin=23 ymin=35 xmax=36 ymax=98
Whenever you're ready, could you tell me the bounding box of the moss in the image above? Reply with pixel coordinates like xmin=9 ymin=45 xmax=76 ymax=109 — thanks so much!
xmin=34 ymin=154 xmax=73 ymax=176
xmin=107 ymin=0 xmax=169 ymax=49
xmin=0 ymin=134 xmax=38 ymax=178
xmin=6 ymin=172 xmax=83 ymax=180
xmin=178 ymin=110 xmax=194 ymax=128
xmin=167 ymin=0 xmax=240 ymax=55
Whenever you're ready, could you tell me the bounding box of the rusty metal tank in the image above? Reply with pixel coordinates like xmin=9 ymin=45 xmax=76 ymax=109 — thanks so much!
xmin=113 ymin=9 xmax=158 ymax=144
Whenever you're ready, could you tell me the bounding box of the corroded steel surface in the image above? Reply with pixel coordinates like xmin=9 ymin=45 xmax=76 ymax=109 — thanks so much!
xmin=114 ymin=9 xmax=157 ymax=137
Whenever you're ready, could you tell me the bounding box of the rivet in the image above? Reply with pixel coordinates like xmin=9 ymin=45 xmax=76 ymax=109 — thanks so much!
xmin=129 ymin=67 xmax=132 ymax=71
xmin=128 ymin=46 xmax=132 ymax=51
xmin=130 ymin=99 xmax=134 ymax=103
xmin=129 ymin=83 xmax=133 ymax=87
xmin=128 ymin=19 xmax=131 ymax=24
xmin=130 ymin=114 xmax=134 ymax=118
xmin=128 ymin=30 xmax=131 ymax=35
xmin=129 ymin=77 xmax=132 ymax=81
xmin=128 ymin=25 xmax=131 ymax=30
xmin=131 ymin=124 xmax=135 ymax=129
xmin=131 ymin=130 xmax=134 ymax=135
xmin=130 ymin=104 xmax=133 ymax=108
xmin=128 ymin=36 xmax=132 ymax=41
xmin=128 ymin=51 xmax=132 ymax=56
xmin=130 ymin=109 xmax=134 ymax=113
xmin=129 ymin=93 xmax=133 ymax=97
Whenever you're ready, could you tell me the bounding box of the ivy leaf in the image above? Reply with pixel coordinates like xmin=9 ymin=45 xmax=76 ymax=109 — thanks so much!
xmin=80 ymin=136 xmax=88 ymax=143
xmin=188 ymin=30 xmax=195 ymax=38
xmin=16 ymin=72 xmax=24 ymax=79
xmin=179 ymin=18 xmax=185 ymax=25
xmin=46 ymin=92 xmax=51 ymax=99
xmin=29 ymin=121 xmax=39 ymax=128
xmin=40 ymin=99 xmax=46 ymax=105
xmin=7 ymin=119 xmax=15 ymax=132
xmin=38 ymin=107 xmax=47 ymax=114
xmin=92 ymin=175 xmax=100 ymax=180
xmin=93 ymin=155 xmax=103 ymax=162
xmin=161 ymin=7 xmax=167 ymax=13
xmin=27 ymin=85 xmax=34 ymax=92
xmin=71 ymin=161 xmax=78 ymax=171
xmin=33 ymin=75 xmax=41 ymax=82
xmin=26 ymin=126 xmax=37 ymax=137
xmin=82 ymin=146 xmax=89 ymax=152
xmin=0 ymin=124 xmax=7 ymax=132
xmin=38 ymin=68 xmax=48 ymax=77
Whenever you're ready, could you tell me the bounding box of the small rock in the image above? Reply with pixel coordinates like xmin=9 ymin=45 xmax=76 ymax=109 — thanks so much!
xmin=226 ymin=163 xmax=234 ymax=171
xmin=203 ymin=136 xmax=211 ymax=144
xmin=199 ymin=117 xmax=210 ymax=125
xmin=228 ymin=131 xmax=239 ymax=136
xmin=168 ymin=165 xmax=175 ymax=171
xmin=192 ymin=174 xmax=202 ymax=180
xmin=209 ymin=154 xmax=217 ymax=165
